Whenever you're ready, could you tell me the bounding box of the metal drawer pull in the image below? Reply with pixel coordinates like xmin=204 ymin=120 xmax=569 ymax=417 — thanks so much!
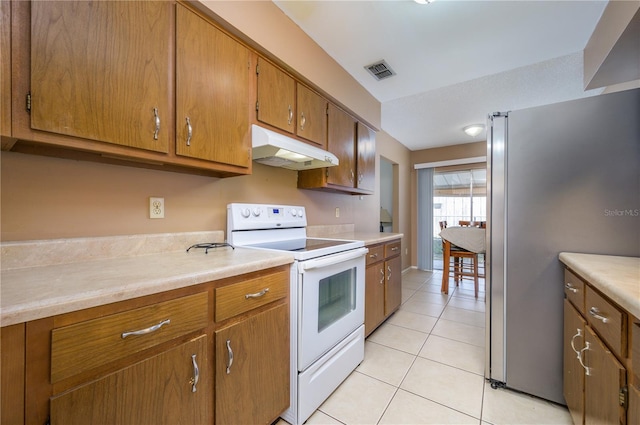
xmin=379 ymin=268 xmax=384 ymax=284
xmin=121 ymin=319 xmax=170 ymax=339
xmin=570 ymin=328 xmax=583 ymax=354
xmin=153 ymin=107 xmax=160 ymax=140
xmin=245 ymin=288 xmax=269 ymax=299
xmin=300 ymin=112 xmax=306 ymax=130
xmin=369 ymin=253 xmax=378 ymax=259
xmin=190 ymin=354 xmax=199 ymax=393
xmin=578 ymin=342 xmax=591 ymax=376
xmin=185 ymin=117 xmax=192 ymax=146
xmin=564 ymin=283 xmax=578 ymax=293
xmin=391 ymin=247 xmax=399 ymax=251
xmin=589 ymin=307 xmax=610 ymax=323
xmin=226 ymin=339 xmax=234 ymax=374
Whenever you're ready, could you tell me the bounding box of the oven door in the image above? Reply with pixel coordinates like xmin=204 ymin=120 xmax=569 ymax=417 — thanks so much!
xmin=297 ymin=247 xmax=367 ymax=372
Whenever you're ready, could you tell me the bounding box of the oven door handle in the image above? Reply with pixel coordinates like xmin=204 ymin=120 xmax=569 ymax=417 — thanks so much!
xmin=298 ymin=247 xmax=368 ymax=272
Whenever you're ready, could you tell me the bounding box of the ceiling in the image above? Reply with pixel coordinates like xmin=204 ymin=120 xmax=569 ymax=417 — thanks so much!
xmin=273 ymin=0 xmax=610 ymax=150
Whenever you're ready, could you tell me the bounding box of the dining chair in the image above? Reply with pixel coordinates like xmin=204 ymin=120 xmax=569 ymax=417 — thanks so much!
xmin=440 ymin=221 xmax=479 ymax=298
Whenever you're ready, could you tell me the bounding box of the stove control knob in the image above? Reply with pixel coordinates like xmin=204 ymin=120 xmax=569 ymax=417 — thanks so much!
xmin=297 ymin=209 xmax=304 ymax=218
xmin=252 ymin=207 xmax=261 ymax=217
xmin=291 ymin=209 xmax=298 ymax=217
xmin=241 ymin=208 xmax=250 ymax=218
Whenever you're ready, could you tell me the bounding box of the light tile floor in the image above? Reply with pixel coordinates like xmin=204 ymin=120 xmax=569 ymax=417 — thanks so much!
xmin=280 ymin=268 xmax=573 ymax=425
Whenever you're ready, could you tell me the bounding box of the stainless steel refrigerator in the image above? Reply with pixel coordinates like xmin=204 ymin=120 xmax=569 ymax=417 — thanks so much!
xmin=485 ymin=88 xmax=640 ymax=404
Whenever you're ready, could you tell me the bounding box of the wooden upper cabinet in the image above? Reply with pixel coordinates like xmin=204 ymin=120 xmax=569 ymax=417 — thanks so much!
xmin=30 ymin=1 xmax=172 ymax=152
xmin=175 ymin=5 xmax=251 ymax=167
xmin=256 ymin=57 xmax=296 ymax=134
xmin=327 ymin=103 xmax=356 ymax=188
xmin=356 ymin=122 xmax=375 ymax=193
xmin=296 ymin=84 xmax=327 ymax=147
xmin=1 ymin=0 xmax=11 ymax=140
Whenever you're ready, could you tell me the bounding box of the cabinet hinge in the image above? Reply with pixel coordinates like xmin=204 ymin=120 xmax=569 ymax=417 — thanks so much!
xmin=26 ymin=92 xmax=31 ymax=113
xmin=619 ymin=386 xmax=628 ymax=409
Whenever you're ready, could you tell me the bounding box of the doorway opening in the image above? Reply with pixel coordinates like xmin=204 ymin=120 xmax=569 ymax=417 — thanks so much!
xmin=433 ymin=168 xmax=487 ymax=270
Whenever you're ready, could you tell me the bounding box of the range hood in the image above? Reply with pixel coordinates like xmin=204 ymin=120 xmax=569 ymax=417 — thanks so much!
xmin=251 ymin=124 xmax=338 ymax=170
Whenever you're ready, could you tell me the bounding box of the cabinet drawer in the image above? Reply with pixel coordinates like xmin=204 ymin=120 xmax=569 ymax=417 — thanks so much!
xmin=215 ymin=270 xmax=288 ymax=322
xmin=633 ymin=320 xmax=640 ymax=389
xmin=564 ymin=270 xmax=585 ymax=315
xmin=366 ymin=245 xmax=384 ymax=266
xmin=585 ymin=285 xmax=625 ymax=359
xmin=51 ymin=292 xmax=209 ymax=383
xmin=384 ymin=240 xmax=401 ymax=258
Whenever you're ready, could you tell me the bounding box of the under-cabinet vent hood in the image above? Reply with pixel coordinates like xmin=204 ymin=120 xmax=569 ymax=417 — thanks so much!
xmin=251 ymin=124 xmax=338 ymax=170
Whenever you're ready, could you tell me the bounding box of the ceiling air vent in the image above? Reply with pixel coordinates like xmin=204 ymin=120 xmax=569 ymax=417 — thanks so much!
xmin=365 ymin=60 xmax=396 ymax=81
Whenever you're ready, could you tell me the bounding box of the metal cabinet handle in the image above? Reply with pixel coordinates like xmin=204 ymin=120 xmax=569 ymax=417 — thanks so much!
xmin=245 ymin=288 xmax=269 ymax=299
xmin=300 ymin=112 xmax=306 ymax=130
xmin=387 ymin=265 xmax=391 ymax=281
xmin=226 ymin=339 xmax=234 ymax=374
xmin=589 ymin=306 xmax=610 ymax=323
xmin=391 ymin=247 xmax=399 ymax=252
xmin=185 ymin=117 xmax=192 ymax=146
xmin=153 ymin=107 xmax=160 ymax=140
xmin=190 ymin=354 xmax=199 ymax=393
xmin=369 ymin=253 xmax=378 ymax=259
xmin=564 ymin=283 xmax=578 ymax=293
xmin=379 ymin=268 xmax=384 ymax=284
xmin=578 ymin=341 xmax=591 ymax=376
xmin=350 ymin=170 xmax=354 ymax=182
xmin=287 ymin=105 xmax=293 ymax=125
xmin=121 ymin=319 xmax=170 ymax=339
xmin=570 ymin=328 xmax=583 ymax=354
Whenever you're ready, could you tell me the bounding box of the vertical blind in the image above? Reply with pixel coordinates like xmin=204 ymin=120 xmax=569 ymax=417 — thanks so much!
xmin=417 ymin=168 xmax=434 ymax=270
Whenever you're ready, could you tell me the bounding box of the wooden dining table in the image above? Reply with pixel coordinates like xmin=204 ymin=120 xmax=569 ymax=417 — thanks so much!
xmin=439 ymin=226 xmax=486 ymax=294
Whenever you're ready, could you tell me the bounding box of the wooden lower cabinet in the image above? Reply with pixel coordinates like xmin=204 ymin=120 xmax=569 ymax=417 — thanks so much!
xmin=215 ymin=303 xmax=289 ymax=425
xmin=563 ymin=300 xmax=586 ymax=425
xmin=365 ymin=238 xmax=402 ymax=336
xmin=50 ymin=335 xmax=209 ymax=425
xmin=584 ymin=326 xmax=626 ymax=425
xmin=1 ymin=323 xmax=25 ymax=425
xmin=562 ymin=268 xmax=632 ymax=425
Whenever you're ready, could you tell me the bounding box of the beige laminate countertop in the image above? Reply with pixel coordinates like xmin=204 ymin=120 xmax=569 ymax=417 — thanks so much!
xmin=1 ymin=244 xmax=293 ymax=327
xmin=559 ymin=253 xmax=640 ymax=318
xmin=327 ymin=232 xmax=403 ymax=245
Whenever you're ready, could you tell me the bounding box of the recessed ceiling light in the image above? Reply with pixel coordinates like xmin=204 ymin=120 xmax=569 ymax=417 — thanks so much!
xmin=463 ymin=124 xmax=485 ymax=137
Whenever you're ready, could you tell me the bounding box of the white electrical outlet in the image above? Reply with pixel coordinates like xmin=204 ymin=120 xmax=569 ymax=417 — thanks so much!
xmin=335 ymin=207 xmax=340 ymax=218
xmin=149 ymin=197 xmax=164 ymax=219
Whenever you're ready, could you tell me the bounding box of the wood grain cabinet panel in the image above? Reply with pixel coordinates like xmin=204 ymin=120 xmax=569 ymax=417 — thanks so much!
xmin=175 ymin=5 xmax=251 ymax=167
xmin=30 ymin=1 xmax=172 ymax=152
xmin=563 ymin=300 xmax=585 ymax=425
xmin=1 ymin=323 xmax=25 ymax=425
xmin=564 ymin=269 xmax=585 ymax=315
xmin=51 ymin=335 xmax=209 ymax=425
xmin=51 ymin=292 xmax=208 ymax=383
xmin=256 ymin=57 xmax=296 ymax=134
xmin=365 ymin=261 xmax=385 ymax=336
xmin=356 ymin=122 xmax=375 ymax=193
xmin=214 ymin=269 xmax=288 ymax=322
xmin=296 ymin=84 xmax=327 ymax=147
xmin=384 ymin=253 xmax=402 ymax=316
xmin=1 ymin=0 xmax=11 ymax=140
xmin=326 ymin=103 xmax=356 ymax=188
xmin=365 ymin=238 xmax=402 ymax=336
xmin=585 ymin=285 xmax=625 ymax=360
xmin=215 ymin=303 xmax=290 ymax=425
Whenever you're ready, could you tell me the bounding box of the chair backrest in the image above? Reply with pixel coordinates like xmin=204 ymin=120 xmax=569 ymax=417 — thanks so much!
xmin=459 ymin=220 xmax=486 ymax=228
xmin=439 ymin=221 xmax=447 ymax=230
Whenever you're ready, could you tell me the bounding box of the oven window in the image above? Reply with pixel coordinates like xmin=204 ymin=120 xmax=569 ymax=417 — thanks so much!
xmin=317 ymin=267 xmax=356 ymax=332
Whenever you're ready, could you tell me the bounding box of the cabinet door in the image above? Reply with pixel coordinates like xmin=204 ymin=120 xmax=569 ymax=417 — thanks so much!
xmin=563 ymin=300 xmax=586 ymax=425
xmin=215 ymin=303 xmax=289 ymax=425
xmin=365 ymin=263 xmax=385 ymax=336
xmin=30 ymin=1 xmax=171 ymax=152
xmin=1 ymin=324 xmax=25 ymax=425
xmin=384 ymin=255 xmax=402 ymax=316
xmin=327 ymin=104 xmax=356 ymax=188
xmin=256 ymin=58 xmax=295 ymax=133
xmin=629 ymin=385 xmax=640 ymax=425
xmin=1 ymin=0 xmax=10 ymax=139
xmin=584 ymin=326 xmax=626 ymax=425
xmin=296 ymin=84 xmax=327 ymax=147
xmin=50 ymin=335 xmax=209 ymax=425
xmin=356 ymin=122 xmax=375 ymax=193
xmin=175 ymin=5 xmax=251 ymax=167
